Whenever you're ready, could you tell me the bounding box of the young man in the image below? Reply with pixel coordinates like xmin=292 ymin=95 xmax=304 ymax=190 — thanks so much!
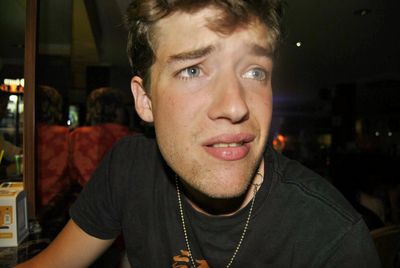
xmin=18 ymin=0 xmax=380 ymax=267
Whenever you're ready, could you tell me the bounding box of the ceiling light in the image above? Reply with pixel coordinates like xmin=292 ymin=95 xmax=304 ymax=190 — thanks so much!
xmin=354 ymin=9 xmax=371 ymax=16
xmin=296 ymin=42 xmax=302 ymax=47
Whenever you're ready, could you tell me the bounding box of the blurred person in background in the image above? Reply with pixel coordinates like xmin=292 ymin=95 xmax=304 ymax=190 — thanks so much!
xmin=69 ymin=87 xmax=134 ymax=186
xmin=37 ymin=85 xmax=76 ymax=238
xmin=37 ymin=85 xmax=70 ymax=208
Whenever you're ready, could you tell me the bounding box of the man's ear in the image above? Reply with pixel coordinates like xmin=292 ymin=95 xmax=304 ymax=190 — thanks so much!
xmin=131 ymin=76 xmax=154 ymax=123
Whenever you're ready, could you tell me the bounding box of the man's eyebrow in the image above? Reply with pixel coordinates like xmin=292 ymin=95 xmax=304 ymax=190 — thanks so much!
xmin=167 ymin=45 xmax=215 ymax=63
xmin=250 ymin=44 xmax=273 ymax=58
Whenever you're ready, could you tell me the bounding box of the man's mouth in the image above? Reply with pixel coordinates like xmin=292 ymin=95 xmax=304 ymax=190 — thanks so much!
xmin=202 ymin=134 xmax=255 ymax=161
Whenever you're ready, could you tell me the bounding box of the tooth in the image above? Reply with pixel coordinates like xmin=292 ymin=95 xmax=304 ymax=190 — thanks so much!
xmin=212 ymin=142 xmax=242 ymax=148
xmin=213 ymin=143 xmax=228 ymax=148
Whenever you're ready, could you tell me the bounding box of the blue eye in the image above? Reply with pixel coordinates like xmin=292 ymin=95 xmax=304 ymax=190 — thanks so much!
xmin=179 ymin=66 xmax=202 ymax=79
xmin=243 ymin=68 xmax=268 ymax=81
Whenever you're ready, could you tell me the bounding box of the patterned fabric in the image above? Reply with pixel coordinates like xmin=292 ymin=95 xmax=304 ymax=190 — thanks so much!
xmin=37 ymin=123 xmax=70 ymax=207
xmin=69 ymin=123 xmax=132 ymax=186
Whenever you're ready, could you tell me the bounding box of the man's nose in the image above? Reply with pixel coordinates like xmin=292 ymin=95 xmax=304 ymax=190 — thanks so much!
xmin=207 ymin=73 xmax=250 ymax=123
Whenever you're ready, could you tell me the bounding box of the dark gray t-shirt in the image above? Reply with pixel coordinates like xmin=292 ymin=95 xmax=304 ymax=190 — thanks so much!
xmin=70 ymin=135 xmax=381 ymax=267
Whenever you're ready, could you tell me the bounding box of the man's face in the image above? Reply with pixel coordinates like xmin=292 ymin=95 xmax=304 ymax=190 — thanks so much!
xmin=132 ymin=8 xmax=273 ymax=199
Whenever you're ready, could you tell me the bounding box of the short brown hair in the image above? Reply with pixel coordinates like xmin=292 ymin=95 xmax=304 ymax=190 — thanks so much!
xmin=86 ymin=87 xmax=127 ymax=125
xmin=38 ymin=85 xmax=63 ymax=124
xmin=124 ymin=0 xmax=284 ymax=89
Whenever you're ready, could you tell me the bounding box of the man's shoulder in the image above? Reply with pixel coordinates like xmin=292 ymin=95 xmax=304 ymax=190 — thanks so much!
xmin=268 ymin=148 xmax=361 ymax=225
xmin=112 ymin=133 xmax=157 ymax=152
xmin=104 ymin=134 xmax=160 ymax=167
xmin=259 ymin=148 xmax=379 ymax=267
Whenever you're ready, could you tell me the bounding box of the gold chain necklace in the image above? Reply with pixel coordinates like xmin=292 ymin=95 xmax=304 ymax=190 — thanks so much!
xmin=175 ymin=173 xmax=263 ymax=268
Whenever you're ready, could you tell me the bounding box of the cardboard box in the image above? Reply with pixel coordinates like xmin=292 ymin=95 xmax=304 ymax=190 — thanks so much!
xmin=0 ymin=182 xmax=28 ymax=247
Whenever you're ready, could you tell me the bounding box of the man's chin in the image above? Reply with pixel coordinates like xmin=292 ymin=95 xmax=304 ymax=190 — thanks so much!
xmin=185 ymin=183 xmax=251 ymax=215
xmin=203 ymin=187 xmax=248 ymax=199
xmin=191 ymin=179 xmax=250 ymax=199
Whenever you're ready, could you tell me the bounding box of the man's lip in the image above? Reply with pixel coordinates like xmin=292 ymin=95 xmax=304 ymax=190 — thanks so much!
xmin=202 ymin=133 xmax=255 ymax=161
xmin=202 ymin=133 xmax=256 ymax=147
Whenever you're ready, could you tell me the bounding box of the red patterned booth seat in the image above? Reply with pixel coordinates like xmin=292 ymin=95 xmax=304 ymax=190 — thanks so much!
xmin=37 ymin=123 xmax=70 ymax=207
xmin=69 ymin=123 xmax=132 ymax=186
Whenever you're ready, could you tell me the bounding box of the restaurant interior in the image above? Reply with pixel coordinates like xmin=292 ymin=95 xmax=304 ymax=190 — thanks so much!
xmin=0 ymin=0 xmax=399 ymax=266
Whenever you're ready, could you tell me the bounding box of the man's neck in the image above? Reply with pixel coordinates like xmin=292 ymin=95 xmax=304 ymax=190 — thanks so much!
xmin=180 ymin=161 xmax=264 ymax=216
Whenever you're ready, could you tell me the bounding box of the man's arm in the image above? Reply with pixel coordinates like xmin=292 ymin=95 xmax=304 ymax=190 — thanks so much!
xmin=15 ymin=219 xmax=115 ymax=268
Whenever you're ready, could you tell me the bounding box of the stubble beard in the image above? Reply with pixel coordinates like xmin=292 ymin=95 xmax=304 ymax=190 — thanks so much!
xmin=156 ymin=128 xmax=267 ymax=200
xmin=177 ymin=153 xmax=263 ymax=200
